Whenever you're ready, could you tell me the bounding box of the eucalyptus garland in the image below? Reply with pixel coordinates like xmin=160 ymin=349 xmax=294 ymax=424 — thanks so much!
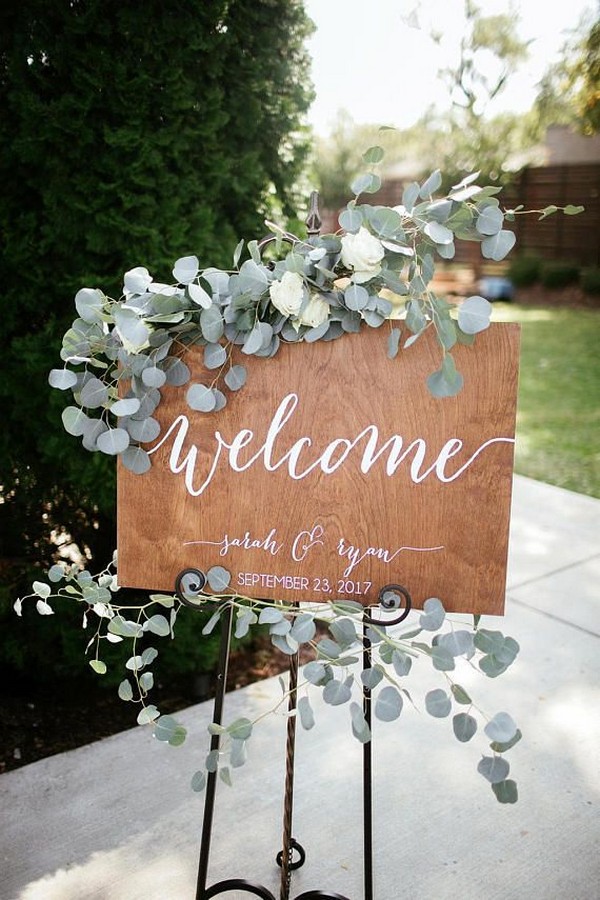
xmin=48 ymin=151 xmax=580 ymax=474
xmin=15 ymin=557 xmax=521 ymax=804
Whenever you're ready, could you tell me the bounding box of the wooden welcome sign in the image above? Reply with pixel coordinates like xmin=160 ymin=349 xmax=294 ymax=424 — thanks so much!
xmin=117 ymin=324 xmax=520 ymax=615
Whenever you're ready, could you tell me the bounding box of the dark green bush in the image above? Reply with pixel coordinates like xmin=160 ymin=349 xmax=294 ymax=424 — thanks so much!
xmin=580 ymin=267 xmax=600 ymax=295
xmin=507 ymin=254 xmax=542 ymax=287
xmin=540 ymin=261 xmax=580 ymax=289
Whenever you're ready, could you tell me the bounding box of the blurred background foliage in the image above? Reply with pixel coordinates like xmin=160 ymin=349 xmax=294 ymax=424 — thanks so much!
xmin=0 ymin=0 xmax=314 ymax=683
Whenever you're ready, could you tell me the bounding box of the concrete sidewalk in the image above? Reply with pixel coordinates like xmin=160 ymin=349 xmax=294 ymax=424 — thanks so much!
xmin=1 ymin=475 xmax=599 ymax=900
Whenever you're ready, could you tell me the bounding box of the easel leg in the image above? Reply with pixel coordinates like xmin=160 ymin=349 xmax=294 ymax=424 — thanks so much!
xmin=362 ymin=613 xmax=374 ymax=900
xmin=279 ymin=651 xmax=300 ymax=900
xmin=196 ymin=603 xmax=234 ymax=899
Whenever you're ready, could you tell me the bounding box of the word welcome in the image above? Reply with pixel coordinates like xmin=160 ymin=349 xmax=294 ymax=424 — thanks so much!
xmin=149 ymin=392 xmax=514 ymax=497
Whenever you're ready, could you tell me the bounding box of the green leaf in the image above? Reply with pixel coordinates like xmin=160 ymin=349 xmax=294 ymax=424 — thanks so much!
xmin=431 ymin=645 xmax=455 ymax=671
xmin=219 ymin=767 xmax=232 ymax=787
xmin=479 ymin=655 xmax=510 ymax=678
xmin=118 ymin=679 xmax=134 ymax=701
xmin=362 ymin=145 xmax=385 ymax=165
xmin=188 ymin=282 xmax=212 ymax=308
xmin=450 ymin=684 xmax=472 ymax=705
xmin=121 ymin=446 xmax=152 ymax=475
xmin=80 ymin=377 xmax=109 ymax=409
xmin=258 ymin=606 xmax=284 ymax=625
xmin=235 ymin=610 xmax=257 ymax=639
xmin=345 ymin=284 xmax=369 ymax=311
xmin=49 ymin=368 xmax=78 ymax=390
xmin=33 ymin=581 xmax=51 ymax=599
xmin=351 ymin=172 xmax=381 ymax=195
xmin=137 ymin=705 xmax=160 ymax=725
xmin=402 ymin=182 xmax=420 ymax=211
xmin=481 ymin=229 xmax=516 ymax=261
xmin=48 ymin=564 xmax=65 ymax=583
xmin=233 ymin=239 xmax=244 ymax=267
xmin=298 ymin=695 xmax=315 ymax=730
xmin=375 ymin=686 xmax=403 ymax=721
xmin=230 ymin=738 xmax=247 ymax=768
xmin=419 ymin=169 xmax=442 ymax=198
xmin=328 ymin=617 xmax=358 ymax=648
xmin=425 ymin=689 xmax=451 ymax=718
xmin=113 ymin=306 xmax=150 ymax=351
xmin=227 ymin=717 xmax=253 ymax=740
xmin=478 ymin=756 xmax=510 ymax=784
xmin=367 ymin=206 xmax=403 ymax=238
xmin=490 ymin=729 xmax=522 ymax=753
xmin=426 ymin=354 xmax=464 ymax=398
xmin=435 ymin=315 xmax=457 ymax=351
xmin=339 ymin=205 xmax=363 ymax=233
xmin=204 ymin=343 xmax=227 ymax=370
xmin=387 ymin=327 xmax=401 ymax=359
xmin=242 ymin=325 xmax=265 ymax=355
xmin=207 ymin=565 xmax=231 ymax=591
xmin=142 ymin=650 xmax=159 ymax=671
xmin=144 ymin=614 xmax=170 ymax=637
xmin=474 ymin=629 xmax=504 ymax=654
xmin=419 ymin=597 xmax=445 ymax=630
xmin=75 ymin=288 xmax=104 ymax=323
xmin=439 ymin=631 xmax=474 ymax=657
xmin=424 ymin=221 xmax=453 ymax=245
xmin=186 ymin=383 xmax=216 ymax=412
xmin=141 ymin=366 xmax=167 ymax=388
xmin=238 ymin=259 xmax=269 ymax=296
xmin=200 ymin=305 xmax=224 ymax=343
xmin=303 ymin=661 xmax=331 ymax=685
xmin=563 ymin=204 xmax=584 ymax=215
xmin=458 ymin=295 xmax=492 ymax=335
xmin=322 ymin=677 xmax=353 ymax=706
xmin=191 ymin=770 xmax=206 ymax=792
xmin=492 ymin=779 xmax=518 ymax=803
xmin=495 ymin=637 xmax=520 ymax=665
xmin=361 ymin=666 xmax=384 ymax=689
xmin=484 ymin=712 xmax=518 ymax=744
xmin=90 ymin=659 xmax=107 ymax=675
xmin=205 ymin=749 xmax=220 ymax=772
xmin=96 ymin=428 xmax=130 ymax=455
xmin=108 ymin=616 xmax=144 ymax=638
xmin=391 ymin=650 xmax=412 ymax=677
xmin=224 ymin=365 xmax=247 ymax=391
xmin=476 ymin=206 xmax=504 ymax=236
xmin=350 ymin=701 xmax=372 ymax=743
xmin=173 ymin=255 xmax=199 ymax=284
xmin=453 ymin=712 xmax=477 ymax=742
xmin=290 ymin=613 xmax=316 ymax=644
xmin=316 ymin=638 xmax=342 ymax=659
xmin=111 ymin=397 xmax=141 ymax=417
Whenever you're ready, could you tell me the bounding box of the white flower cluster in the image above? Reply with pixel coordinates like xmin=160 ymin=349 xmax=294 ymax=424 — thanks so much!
xmin=269 ymin=271 xmax=330 ymax=329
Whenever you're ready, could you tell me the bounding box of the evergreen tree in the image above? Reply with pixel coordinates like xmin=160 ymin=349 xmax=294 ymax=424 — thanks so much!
xmin=0 ymin=0 xmax=314 ymax=577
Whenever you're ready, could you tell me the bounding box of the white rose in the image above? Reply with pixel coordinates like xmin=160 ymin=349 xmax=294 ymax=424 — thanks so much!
xmin=269 ymin=271 xmax=304 ymax=317
xmin=297 ymin=292 xmax=330 ymax=329
xmin=340 ymin=227 xmax=385 ymax=283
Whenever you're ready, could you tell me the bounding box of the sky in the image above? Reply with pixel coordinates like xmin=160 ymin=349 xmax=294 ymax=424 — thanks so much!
xmin=304 ymin=0 xmax=597 ymax=135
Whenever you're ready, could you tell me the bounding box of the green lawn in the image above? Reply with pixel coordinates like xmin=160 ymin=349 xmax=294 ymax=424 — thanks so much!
xmin=491 ymin=303 xmax=600 ymax=498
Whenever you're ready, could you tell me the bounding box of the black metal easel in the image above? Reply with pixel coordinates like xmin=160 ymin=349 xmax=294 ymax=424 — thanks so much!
xmin=172 ymin=195 xmax=413 ymax=898
xmin=175 ymin=569 xmax=412 ymax=900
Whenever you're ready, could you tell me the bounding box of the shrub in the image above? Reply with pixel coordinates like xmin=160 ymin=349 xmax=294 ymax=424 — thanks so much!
xmin=580 ymin=267 xmax=600 ymax=295
xmin=540 ymin=261 xmax=580 ymax=289
xmin=507 ymin=254 xmax=542 ymax=287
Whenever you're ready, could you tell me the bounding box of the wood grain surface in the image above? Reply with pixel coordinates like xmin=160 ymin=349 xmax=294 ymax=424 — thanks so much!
xmin=117 ymin=323 xmax=520 ymax=614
